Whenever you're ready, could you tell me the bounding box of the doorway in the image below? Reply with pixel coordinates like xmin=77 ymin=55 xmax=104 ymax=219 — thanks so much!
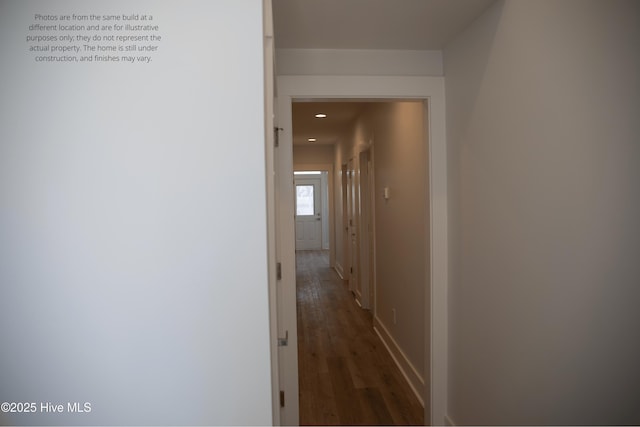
xmin=294 ymin=99 xmax=430 ymax=425
xmin=273 ymin=76 xmax=448 ymax=426
xmin=294 ymin=173 xmax=323 ymax=250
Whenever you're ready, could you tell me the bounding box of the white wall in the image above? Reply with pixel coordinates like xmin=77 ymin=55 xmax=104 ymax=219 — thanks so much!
xmin=0 ymin=1 xmax=272 ymax=425
xmin=445 ymin=0 xmax=640 ymax=424
xmin=276 ymin=48 xmax=443 ymax=76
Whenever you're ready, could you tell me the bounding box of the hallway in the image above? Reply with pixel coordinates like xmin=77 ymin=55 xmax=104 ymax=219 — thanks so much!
xmin=296 ymin=250 xmax=424 ymax=425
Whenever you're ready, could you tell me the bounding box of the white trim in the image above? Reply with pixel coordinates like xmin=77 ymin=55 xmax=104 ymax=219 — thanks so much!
xmin=275 ymin=75 xmax=448 ymax=426
xmin=276 ymin=48 xmax=444 ymax=77
xmin=275 ymin=94 xmax=299 ymax=427
xmin=374 ymin=317 xmax=425 ymax=406
xmin=445 ymin=414 xmax=456 ymax=426
xmin=262 ymin=0 xmax=279 ymax=423
xmin=426 ymin=81 xmax=449 ymax=427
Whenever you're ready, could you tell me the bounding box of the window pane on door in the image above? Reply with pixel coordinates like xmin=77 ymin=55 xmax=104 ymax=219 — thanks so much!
xmin=296 ymin=185 xmax=314 ymax=215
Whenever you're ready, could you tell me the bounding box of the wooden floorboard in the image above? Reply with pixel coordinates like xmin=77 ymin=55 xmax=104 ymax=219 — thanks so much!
xmin=297 ymin=250 xmax=424 ymax=426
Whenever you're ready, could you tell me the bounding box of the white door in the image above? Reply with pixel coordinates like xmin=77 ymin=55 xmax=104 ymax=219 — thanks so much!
xmin=294 ymin=177 xmax=322 ymax=250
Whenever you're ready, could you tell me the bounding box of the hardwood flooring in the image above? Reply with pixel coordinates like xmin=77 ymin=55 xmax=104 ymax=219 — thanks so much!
xmin=296 ymin=250 xmax=424 ymax=425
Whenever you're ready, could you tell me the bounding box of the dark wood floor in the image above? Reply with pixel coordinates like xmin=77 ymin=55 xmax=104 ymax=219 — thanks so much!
xmin=296 ymin=250 xmax=424 ymax=425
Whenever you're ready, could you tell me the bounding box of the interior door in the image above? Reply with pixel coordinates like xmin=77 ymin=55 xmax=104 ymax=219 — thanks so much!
xmin=294 ymin=177 xmax=322 ymax=250
xmin=347 ymin=158 xmax=359 ymax=293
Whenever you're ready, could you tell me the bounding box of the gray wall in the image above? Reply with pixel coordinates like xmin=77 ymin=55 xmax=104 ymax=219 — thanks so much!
xmin=334 ymin=102 xmax=428 ymax=396
xmin=293 ymin=144 xmax=335 ymax=164
xmin=445 ymin=0 xmax=640 ymax=424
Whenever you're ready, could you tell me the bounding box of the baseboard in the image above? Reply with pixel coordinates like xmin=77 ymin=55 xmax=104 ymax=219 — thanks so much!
xmin=444 ymin=414 xmax=456 ymax=426
xmin=354 ymin=288 xmax=362 ymax=307
xmin=334 ymin=263 xmax=344 ymax=280
xmin=373 ymin=316 xmax=425 ymax=407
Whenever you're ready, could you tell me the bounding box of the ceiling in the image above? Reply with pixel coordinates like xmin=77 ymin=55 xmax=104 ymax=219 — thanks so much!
xmin=292 ymin=102 xmax=366 ymax=145
xmin=272 ymin=0 xmax=496 ymax=50
xmin=275 ymin=0 xmax=496 ymax=147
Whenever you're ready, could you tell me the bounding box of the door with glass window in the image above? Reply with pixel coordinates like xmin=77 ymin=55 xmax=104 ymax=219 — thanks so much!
xmin=294 ymin=176 xmax=322 ymax=250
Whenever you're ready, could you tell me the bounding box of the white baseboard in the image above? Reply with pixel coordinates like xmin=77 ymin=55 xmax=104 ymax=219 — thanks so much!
xmin=444 ymin=414 xmax=456 ymax=426
xmin=334 ymin=263 xmax=344 ymax=280
xmin=373 ymin=316 xmax=425 ymax=407
xmin=354 ymin=288 xmax=362 ymax=307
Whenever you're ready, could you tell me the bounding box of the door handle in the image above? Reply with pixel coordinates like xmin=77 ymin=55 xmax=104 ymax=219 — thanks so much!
xmin=316 ymin=218 xmax=321 ymax=221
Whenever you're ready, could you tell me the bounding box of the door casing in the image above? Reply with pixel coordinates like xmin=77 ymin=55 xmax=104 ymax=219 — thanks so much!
xmin=346 ymin=158 xmax=358 ymax=294
xmin=357 ymin=148 xmax=374 ymax=310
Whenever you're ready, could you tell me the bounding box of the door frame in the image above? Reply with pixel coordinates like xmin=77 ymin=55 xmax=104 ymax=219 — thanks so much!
xmin=275 ymin=75 xmax=448 ymax=426
xmin=293 ymin=165 xmax=335 ymax=265
xmin=357 ymin=147 xmax=375 ymax=310
xmin=346 ymin=157 xmax=357 ymax=294
xmin=260 ymin=1 xmax=281 ymax=424
xmin=340 ymin=162 xmax=349 ymax=281
xmin=293 ymin=175 xmax=323 ymax=250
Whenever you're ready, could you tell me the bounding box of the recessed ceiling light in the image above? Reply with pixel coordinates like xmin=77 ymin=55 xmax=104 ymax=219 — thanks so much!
xmin=314 ymin=113 xmax=327 ymax=118
xmin=307 ymin=138 xmax=316 ymax=142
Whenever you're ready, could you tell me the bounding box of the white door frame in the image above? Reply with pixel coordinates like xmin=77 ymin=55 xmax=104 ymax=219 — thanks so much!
xmin=275 ymin=75 xmax=449 ymax=426
xmin=260 ymin=1 xmax=282 ymax=424
xmin=358 ymin=148 xmax=374 ymax=310
xmin=293 ymin=166 xmax=335 ymax=264
xmin=294 ymin=176 xmax=322 ymax=250
xmin=346 ymin=157 xmax=358 ymax=294
xmin=340 ymin=163 xmax=349 ymax=281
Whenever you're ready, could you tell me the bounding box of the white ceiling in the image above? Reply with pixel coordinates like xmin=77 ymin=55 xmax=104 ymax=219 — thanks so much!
xmin=272 ymin=0 xmax=496 ymax=50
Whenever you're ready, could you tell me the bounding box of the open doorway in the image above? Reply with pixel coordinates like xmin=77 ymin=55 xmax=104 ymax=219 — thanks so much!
xmin=292 ymin=99 xmax=429 ymax=425
xmin=293 ymin=171 xmax=329 ymax=251
xmin=273 ymin=75 xmax=448 ymax=426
